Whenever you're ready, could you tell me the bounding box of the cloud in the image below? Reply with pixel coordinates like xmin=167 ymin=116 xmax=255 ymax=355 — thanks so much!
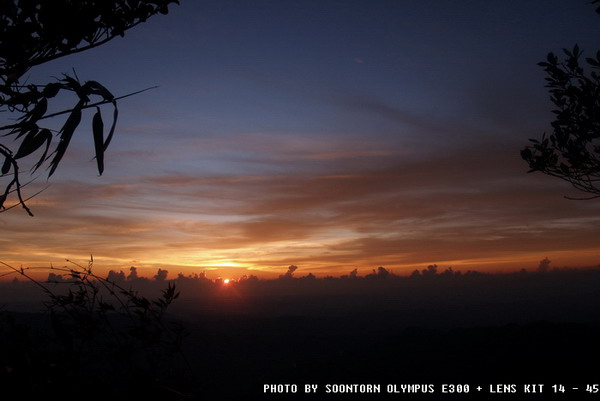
xmin=338 ymin=92 xmax=444 ymax=133
xmin=3 ymin=115 xmax=600 ymax=278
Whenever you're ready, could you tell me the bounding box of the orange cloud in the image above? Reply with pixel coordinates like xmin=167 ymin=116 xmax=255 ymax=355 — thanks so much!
xmin=2 ymin=127 xmax=599 ymax=280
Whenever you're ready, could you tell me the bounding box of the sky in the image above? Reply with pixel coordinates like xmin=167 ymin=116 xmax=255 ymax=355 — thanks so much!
xmin=2 ymin=0 xmax=600 ymax=279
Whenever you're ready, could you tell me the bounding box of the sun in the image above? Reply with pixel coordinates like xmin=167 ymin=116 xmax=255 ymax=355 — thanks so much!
xmin=223 ymin=278 xmax=231 ymax=285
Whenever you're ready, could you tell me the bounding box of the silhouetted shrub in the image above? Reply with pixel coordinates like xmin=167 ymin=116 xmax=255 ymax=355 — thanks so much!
xmin=0 ymin=259 xmax=193 ymax=400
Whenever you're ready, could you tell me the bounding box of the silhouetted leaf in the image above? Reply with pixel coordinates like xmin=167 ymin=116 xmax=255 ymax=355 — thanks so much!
xmin=27 ymin=97 xmax=47 ymax=122
xmin=48 ymin=102 xmax=83 ymax=177
xmin=84 ymin=80 xmax=114 ymax=101
xmin=14 ymin=123 xmax=37 ymax=140
xmin=520 ymin=148 xmax=532 ymax=161
xmin=92 ymin=107 xmax=104 ymax=175
xmin=103 ymin=101 xmax=118 ymax=151
xmin=14 ymin=128 xmax=45 ymax=159
xmin=61 ymin=74 xmax=89 ymax=102
xmin=42 ymin=82 xmax=61 ymax=98
xmin=1 ymin=157 xmax=11 ymax=175
xmin=31 ymin=129 xmax=52 ymax=173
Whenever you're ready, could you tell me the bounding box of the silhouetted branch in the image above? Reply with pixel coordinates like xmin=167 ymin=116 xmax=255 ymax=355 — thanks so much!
xmin=522 ymin=4 xmax=600 ymax=199
xmin=0 ymin=1 xmax=179 ymax=216
xmin=39 ymin=86 xmax=157 ymax=121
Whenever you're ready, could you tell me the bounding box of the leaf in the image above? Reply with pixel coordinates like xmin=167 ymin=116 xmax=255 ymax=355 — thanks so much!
xmin=61 ymin=74 xmax=89 ymax=102
xmin=103 ymin=101 xmax=118 ymax=151
xmin=31 ymin=129 xmax=52 ymax=173
xmin=520 ymin=148 xmax=532 ymax=161
xmin=48 ymin=102 xmax=83 ymax=177
xmin=14 ymin=128 xmax=46 ymax=159
xmin=83 ymin=80 xmax=114 ymax=101
xmin=14 ymin=123 xmax=37 ymax=140
xmin=27 ymin=98 xmax=48 ymax=122
xmin=1 ymin=157 xmax=11 ymax=175
xmin=61 ymin=74 xmax=81 ymax=89
xmin=42 ymin=82 xmax=61 ymax=98
xmin=92 ymin=107 xmax=104 ymax=175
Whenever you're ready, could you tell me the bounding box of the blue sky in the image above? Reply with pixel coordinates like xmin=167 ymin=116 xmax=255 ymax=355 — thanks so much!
xmin=2 ymin=0 xmax=600 ymax=279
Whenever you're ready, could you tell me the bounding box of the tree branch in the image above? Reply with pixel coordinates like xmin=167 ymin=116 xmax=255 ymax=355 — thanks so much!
xmin=39 ymin=86 xmax=158 ymax=122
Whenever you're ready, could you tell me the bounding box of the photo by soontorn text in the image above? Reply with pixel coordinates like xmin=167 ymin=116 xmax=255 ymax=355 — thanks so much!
xmin=263 ymin=383 xmax=592 ymax=396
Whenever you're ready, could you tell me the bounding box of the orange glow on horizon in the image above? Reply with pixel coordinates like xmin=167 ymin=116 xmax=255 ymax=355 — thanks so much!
xmin=1 ymin=247 xmax=599 ymax=284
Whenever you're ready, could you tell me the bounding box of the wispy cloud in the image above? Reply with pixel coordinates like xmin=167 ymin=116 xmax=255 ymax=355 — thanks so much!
xmin=5 ymin=129 xmax=595 ymax=277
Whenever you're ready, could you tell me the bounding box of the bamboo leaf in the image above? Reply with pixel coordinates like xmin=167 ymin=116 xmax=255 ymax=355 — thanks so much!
xmin=27 ymin=98 xmax=48 ymax=122
xmin=61 ymin=74 xmax=89 ymax=102
xmin=14 ymin=123 xmax=37 ymax=140
xmin=84 ymin=80 xmax=115 ymax=101
xmin=14 ymin=128 xmax=45 ymax=159
xmin=42 ymin=82 xmax=61 ymax=98
xmin=1 ymin=157 xmax=11 ymax=175
xmin=31 ymin=129 xmax=52 ymax=173
xmin=103 ymin=100 xmax=118 ymax=151
xmin=92 ymin=107 xmax=104 ymax=175
xmin=48 ymin=103 xmax=83 ymax=177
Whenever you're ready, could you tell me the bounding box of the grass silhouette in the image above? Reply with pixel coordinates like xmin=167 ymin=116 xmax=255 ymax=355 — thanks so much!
xmin=0 ymin=258 xmax=193 ymax=400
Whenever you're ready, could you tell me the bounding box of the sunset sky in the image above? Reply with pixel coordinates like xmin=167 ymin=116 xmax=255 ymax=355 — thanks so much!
xmin=2 ymin=0 xmax=600 ymax=279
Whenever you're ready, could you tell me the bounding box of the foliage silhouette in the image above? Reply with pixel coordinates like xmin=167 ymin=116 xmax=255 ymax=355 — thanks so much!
xmin=0 ymin=0 xmax=180 ymax=216
xmin=0 ymin=258 xmax=192 ymax=400
xmin=538 ymin=257 xmax=551 ymax=272
xmin=521 ymin=1 xmax=600 ymax=199
xmin=279 ymin=264 xmax=298 ymax=279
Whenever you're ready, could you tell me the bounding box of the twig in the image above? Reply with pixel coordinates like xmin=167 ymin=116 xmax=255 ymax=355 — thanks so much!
xmin=0 ymin=86 xmax=158 ymax=131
